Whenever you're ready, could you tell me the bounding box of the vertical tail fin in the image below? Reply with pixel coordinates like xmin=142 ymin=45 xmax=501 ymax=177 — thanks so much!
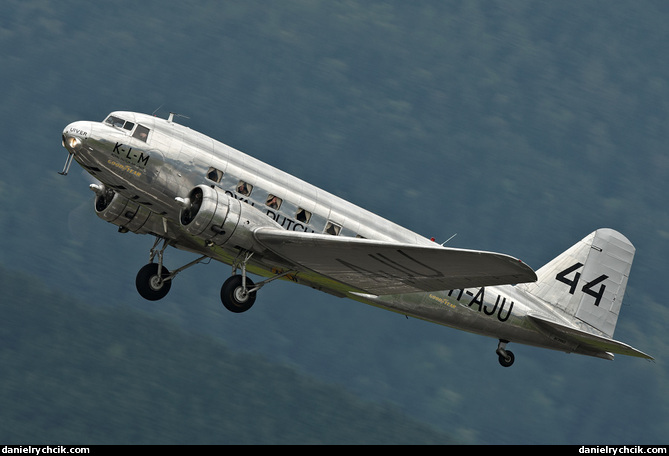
xmin=519 ymin=228 xmax=634 ymax=338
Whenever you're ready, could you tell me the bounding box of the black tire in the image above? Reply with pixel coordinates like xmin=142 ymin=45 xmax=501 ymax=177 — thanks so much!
xmin=220 ymin=275 xmax=256 ymax=313
xmin=498 ymin=350 xmax=515 ymax=367
xmin=136 ymin=263 xmax=172 ymax=301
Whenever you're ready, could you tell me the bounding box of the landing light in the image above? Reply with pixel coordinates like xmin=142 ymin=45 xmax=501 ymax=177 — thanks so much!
xmin=66 ymin=136 xmax=82 ymax=151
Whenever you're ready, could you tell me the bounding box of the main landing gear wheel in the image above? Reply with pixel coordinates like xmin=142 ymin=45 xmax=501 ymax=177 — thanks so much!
xmin=220 ymin=275 xmax=257 ymax=313
xmin=136 ymin=263 xmax=172 ymax=301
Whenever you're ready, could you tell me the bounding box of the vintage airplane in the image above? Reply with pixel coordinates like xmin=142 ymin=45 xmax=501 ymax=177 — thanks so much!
xmin=60 ymin=110 xmax=653 ymax=366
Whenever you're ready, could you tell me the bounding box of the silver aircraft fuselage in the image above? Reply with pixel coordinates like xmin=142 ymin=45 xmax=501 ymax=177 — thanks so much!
xmin=60 ymin=111 xmax=652 ymax=366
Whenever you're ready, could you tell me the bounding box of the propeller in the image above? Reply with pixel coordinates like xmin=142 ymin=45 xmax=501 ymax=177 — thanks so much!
xmin=176 ymin=187 xmax=203 ymax=225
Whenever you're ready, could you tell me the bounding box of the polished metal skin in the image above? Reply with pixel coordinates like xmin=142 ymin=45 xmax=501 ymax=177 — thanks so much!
xmin=61 ymin=111 xmax=652 ymax=366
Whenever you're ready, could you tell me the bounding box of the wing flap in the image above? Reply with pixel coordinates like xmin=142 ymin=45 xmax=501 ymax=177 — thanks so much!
xmin=254 ymin=228 xmax=536 ymax=295
xmin=528 ymin=314 xmax=653 ymax=360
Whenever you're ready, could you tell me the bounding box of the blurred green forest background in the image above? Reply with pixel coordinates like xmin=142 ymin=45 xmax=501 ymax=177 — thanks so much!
xmin=0 ymin=0 xmax=667 ymax=444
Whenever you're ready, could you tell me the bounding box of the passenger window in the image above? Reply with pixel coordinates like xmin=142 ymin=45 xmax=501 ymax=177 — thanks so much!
xmin=325 ymin=221 xmax=341 ymax=236
xmin=236 ymin=181 xmax=253 ymax=196
xmin=266 ymin=194 xmax=282 ymax=210
xmin=207 ymin=167 xmax=223 ymax=183
xmin=133 ymin=124 xmax=150 ymax=142
xmin=296 ymin=208 xmax=312 ymax=223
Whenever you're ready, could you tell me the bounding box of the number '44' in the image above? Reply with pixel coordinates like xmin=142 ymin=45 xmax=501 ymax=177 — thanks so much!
xmin=555 ymin=263 xmax=609 ymax=307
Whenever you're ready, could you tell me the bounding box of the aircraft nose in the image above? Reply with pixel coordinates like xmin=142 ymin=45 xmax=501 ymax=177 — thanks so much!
xmin=62 ymin=121 xmax=92 ymax=153
xmin=60 ymin=121 xmax=92 ymax=175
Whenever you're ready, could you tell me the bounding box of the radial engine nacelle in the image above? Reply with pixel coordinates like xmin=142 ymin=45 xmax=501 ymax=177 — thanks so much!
xmin=177 ymin=184 xmax=282 ymax=251
xmin=92 ymin=184 xmax=165 ymax=235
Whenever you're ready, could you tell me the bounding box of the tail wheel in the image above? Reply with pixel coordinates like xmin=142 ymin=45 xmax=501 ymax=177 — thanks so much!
xmin=496 ymin=339 xmax=515 ymax=367
xmin=498 ymin=350 xmax=515 ymax=367
xmin=136 ymin=263 xmax=172 ymax=301
xmin=220 ymin=275 xmax=256 ymax=313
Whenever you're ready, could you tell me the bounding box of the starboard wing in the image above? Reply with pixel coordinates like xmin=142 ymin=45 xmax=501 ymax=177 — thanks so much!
xmin=253 ymin=228 xmax=537 ymax=295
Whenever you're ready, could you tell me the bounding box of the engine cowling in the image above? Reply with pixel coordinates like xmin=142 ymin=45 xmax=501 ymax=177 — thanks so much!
xmin=93 ymin=186 xmax=164 ymax=235
xmin=178 ymin=184 xmax=281 ymax=251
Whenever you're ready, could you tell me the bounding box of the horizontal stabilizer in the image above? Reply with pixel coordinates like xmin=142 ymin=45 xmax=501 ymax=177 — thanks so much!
xmin=528 ymin=314 xmax=653 ymax=360
xmin=254 ymin=228 xmax=537 ymax=295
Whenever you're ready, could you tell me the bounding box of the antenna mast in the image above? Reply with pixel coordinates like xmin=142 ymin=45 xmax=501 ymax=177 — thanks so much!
xmin=168 ymin=112 xmax=190 ymax=123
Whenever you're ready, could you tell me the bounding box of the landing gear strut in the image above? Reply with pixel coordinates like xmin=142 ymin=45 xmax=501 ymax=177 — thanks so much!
xmin=496 ymin=339 xmax=515 ymax=367
xmin=134 ymin=239 xmax=294 ymax=311
xmin=219 ymin=250 xmax=295 ymax=313
xmin=135 ymin=237 xmax=208 ymax=301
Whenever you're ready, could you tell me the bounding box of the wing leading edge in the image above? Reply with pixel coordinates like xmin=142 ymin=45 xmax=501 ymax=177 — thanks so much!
xmin=253 ymin=228 xmax=537 ymax=295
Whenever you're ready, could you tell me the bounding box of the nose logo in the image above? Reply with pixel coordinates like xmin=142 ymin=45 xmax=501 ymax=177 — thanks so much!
xmin=67 ymin=126 xmax=89 ymax=137
xmin=113 ymin=142 xmax=151 ymax=167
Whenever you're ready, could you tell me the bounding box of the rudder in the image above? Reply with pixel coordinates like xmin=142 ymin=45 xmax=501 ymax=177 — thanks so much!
xmin=519 ymin=228 xmax=635 ymax=338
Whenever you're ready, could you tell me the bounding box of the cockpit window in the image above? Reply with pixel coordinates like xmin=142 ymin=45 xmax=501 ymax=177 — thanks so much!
xmin=132 ymin=124 xmax=150 ymax=142
xmin=104 ymin=115 xmax=137 ymax=133
xmin=105 ymin=115 xmax=126 ymax=128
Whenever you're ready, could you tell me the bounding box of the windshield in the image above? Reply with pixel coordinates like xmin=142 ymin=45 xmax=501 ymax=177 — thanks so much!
xmin=104 ymin=115 xmax=135 ymax=131
xmin=104 ymin=114 xmax=149 ymax=142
